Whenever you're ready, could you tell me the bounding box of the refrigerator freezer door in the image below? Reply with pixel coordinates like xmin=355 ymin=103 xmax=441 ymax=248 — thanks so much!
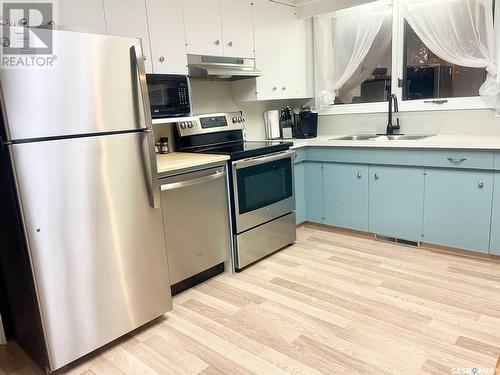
xmin=0 ymin=29 xmax=148 ymax=141
xmin=10 ymin=132 xmax=171 ymax=370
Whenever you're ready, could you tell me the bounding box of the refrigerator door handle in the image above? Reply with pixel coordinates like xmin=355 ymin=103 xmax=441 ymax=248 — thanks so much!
xmin=131 ymin=44 xmax=160 ymax=209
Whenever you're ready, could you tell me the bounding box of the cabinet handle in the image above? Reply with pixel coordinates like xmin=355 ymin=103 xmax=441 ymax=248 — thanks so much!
xmin=228 ymin=41 xmax=233 ymax=47
xmin=159 ymin=56 xmax=165 ymax=63
xmin=47 ymin=20 xmax=55 ymax=26
xmin=143 ymin=55 xmax=147 ymax=61
xmin=374 ymin=173 xmax=379 ymax=180
xmin=447 ymin=156 xmax=467 ymax=163
xmin=215 ymin=40 xmax=220 ymax=46
xmin=272 ymin=87 xmax=277 ymax=91
xmin=282 ymin=87 xmax=286 ymax=91
xmin=19 ymin=18 xmax=28 ymax=26
xmin=478 ymin=181 xmax=485 ymax=188
xmin=357 ymin=172 xmax=362 ymax=179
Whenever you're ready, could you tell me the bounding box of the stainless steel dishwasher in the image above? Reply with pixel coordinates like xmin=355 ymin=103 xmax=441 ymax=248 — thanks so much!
xmin=159 ymin=164 xmax=231 ymax=294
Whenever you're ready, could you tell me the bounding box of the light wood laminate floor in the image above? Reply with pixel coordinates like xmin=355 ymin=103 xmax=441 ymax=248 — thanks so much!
xmin=2 ymin=224 xmax=500 ymax=374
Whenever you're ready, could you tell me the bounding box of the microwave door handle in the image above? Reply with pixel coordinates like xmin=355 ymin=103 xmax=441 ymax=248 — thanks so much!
xmin=233 ymin=150 xmax=296 ymax=169
xmin=131 ymin=44 xmax=160 ymax=209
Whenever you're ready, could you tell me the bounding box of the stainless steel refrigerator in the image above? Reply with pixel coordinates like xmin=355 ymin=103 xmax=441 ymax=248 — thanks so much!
xmin=0 ymin=29 xmax=172 ymax=372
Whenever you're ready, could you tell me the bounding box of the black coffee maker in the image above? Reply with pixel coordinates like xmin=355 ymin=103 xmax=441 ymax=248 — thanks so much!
xmin=294 ymin=106 xmax=318 ymax=139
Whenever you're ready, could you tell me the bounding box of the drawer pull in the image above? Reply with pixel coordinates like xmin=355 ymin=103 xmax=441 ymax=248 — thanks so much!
xmin=357 ymin=172 xmax=362 ymax=179
xmin=374 ymin=173 xmax=379 ymax=180
xmin=478 ymin=181 xmax=485 ymax=188
xmin=447 ymin=156 xmax=467 ymax=163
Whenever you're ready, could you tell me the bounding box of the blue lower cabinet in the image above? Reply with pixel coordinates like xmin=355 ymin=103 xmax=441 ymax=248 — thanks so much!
xmin=294 ymin=162 xmax=306 ymax=224
xmin=323 ymin=163 xmax=369 ymax=231
xmin=304 ymin=161 xmax=324 ymax=223
xmin=423 ymin=169 xmax=494 ymax=253
xmin=491 ymin=173 xmax=500 ymax=255
xmin=369 ymin=165 xmax=424 ymax=242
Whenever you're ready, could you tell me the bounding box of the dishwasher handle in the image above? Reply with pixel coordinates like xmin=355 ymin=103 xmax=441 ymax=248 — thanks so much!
xmin=160 ymin=169 xmax=226 ymax=191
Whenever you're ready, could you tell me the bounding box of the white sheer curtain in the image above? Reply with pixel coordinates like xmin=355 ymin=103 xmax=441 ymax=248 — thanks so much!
xmin=402 ymin=0 xmax=498 ymax=109
xmin=338 ymin=16 xmax=392 ymax=103
xmin=314 ymin=0 xmax=392 ymax=108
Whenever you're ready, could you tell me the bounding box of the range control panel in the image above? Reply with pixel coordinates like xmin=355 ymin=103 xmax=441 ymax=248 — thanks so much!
xmin=175 ymin=112 xmax=245 ymax=137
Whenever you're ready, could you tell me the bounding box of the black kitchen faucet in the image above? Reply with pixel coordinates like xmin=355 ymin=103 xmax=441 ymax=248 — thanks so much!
xmin=386 ymin=94 xmax=400 ymax=135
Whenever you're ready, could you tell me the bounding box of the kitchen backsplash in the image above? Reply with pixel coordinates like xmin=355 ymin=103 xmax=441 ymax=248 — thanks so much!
xmin=318 ymin=108 xmax=500 ymax=136
xmin=190 ymin=80 xmax=310 ymax=139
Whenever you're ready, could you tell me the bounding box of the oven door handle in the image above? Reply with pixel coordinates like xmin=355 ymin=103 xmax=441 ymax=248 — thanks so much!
xmin=233 ymin=150 xmax=295 ymax=169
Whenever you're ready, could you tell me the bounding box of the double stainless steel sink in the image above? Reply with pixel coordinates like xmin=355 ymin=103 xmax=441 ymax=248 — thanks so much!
xmin=329 ymin=134 xmax=433 ymax=141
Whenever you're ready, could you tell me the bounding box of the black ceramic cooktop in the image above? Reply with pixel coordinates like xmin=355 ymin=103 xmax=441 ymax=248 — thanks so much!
xmin=191 ymin=140 xmax=293 ymax=160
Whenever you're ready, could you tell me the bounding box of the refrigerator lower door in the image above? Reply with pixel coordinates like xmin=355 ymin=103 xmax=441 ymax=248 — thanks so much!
xmin=10 ymin=132 xmax=171 ymax=371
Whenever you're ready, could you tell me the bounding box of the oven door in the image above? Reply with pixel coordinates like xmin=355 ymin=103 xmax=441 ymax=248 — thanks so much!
xmin=232 ymin=150 xmax=295 ymax=233
xmin=146 ymin=74 xmax=191 ymax=118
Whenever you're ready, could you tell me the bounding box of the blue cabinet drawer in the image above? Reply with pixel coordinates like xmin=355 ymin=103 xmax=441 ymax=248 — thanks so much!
xmin=306 ymin=147 xmax=424 ymax=166
xmin=293 ymin=148 xmax=306 ymax=164
xmin=424 ymin=150 xmax=494 ymax=170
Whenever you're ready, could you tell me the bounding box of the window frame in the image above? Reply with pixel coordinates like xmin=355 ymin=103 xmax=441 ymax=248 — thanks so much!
xmin=317 ymin=0 xmax=493 ymax=116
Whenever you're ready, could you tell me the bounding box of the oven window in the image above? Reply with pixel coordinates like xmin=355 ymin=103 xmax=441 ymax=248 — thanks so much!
xmin=236 ymin=157 xmax=293 ymax=214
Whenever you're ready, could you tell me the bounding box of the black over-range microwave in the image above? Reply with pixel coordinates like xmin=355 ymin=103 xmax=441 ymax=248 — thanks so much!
xmin=146 ymin=74 xmax=191 ymax=119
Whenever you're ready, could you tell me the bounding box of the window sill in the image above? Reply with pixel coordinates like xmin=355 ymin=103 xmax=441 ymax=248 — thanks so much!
xmin=318 ymin=97 xmax=493 ymax=116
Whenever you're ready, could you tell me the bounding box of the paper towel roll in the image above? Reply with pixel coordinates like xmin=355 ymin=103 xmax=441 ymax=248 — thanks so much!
xmin=264 ymin=110 xmax=281 ymax=140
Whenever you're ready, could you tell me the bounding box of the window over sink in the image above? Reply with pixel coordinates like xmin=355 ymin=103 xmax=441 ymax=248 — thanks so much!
xmin=314 ymin=0 xmax=496 ymax=114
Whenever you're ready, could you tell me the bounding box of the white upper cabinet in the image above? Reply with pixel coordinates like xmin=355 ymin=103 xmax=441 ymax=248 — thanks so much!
xmin=103 ymin=0 xmax=153 ymax=73
xmin=146 ymin=0 xmax=188 ymax=74
xmin=220 ymin=0 xmax=254 ymax=58
xmin=232 ymin=0 xmax=313 ymax=101
xmin=183 ymin=0 xmax=254 ymax=58
xmin=53 ymin=0 xmax=107 ymax=34
xmin=183 ymin=0 xmax=223 ymax=56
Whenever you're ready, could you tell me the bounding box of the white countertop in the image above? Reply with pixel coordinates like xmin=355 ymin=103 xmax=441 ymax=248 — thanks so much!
xmin=290 ymin=135 xmax=500 ymax=150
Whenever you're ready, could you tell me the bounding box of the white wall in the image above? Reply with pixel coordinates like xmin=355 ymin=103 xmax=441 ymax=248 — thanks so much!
xmin=317 ymin=109 xmax=500 ymax=136
xmin=189 ymin=80 xmax=309 ymax=139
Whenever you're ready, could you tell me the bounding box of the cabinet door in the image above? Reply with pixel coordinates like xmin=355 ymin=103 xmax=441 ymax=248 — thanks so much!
xmin=55 ymin=0 xmax=107 ymax=34
xmin=369 ymin=166 xmax=424 ymax=242
xmin=294 ymin=161 xmax=305 ymax=225
xmin=324 ymin=163 xmax=369 ymax=231
xmin=146 ymin=0 xmax=187 ymax=74
xmin=304 ymin=162 xmax=323 ymax=223
xmin=220 ymin=0 xmax=254 ymax=58
xmin=424 ymin=169 xmax=493 ymax=253
xmin=103 ymin=0 xmax=153 ymax=73
xmin=251 ymin=0 xmax=287 ymax=100
xmin=490 ymin=173 xmax=500 ymax=255
xmin=182 ymin=0 xmax=223 ymax=56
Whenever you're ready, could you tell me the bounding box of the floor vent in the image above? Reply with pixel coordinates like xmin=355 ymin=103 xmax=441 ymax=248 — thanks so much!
xmin=375 ymin=234 xmax=421 ymax=248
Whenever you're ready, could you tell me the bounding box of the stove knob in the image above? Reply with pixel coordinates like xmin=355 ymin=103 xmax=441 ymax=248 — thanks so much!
xmin=232 ymin=117 xmax=237 ymax=124
xmin=187 ymin=121 xmax=194 ymax=128
xmin=241 ymin=117 xmax=245 ymax=123
xmin=237 ymin=117 xmax=242 ymax=123
xmin=180 ymin=122 xmax=186 ymax=129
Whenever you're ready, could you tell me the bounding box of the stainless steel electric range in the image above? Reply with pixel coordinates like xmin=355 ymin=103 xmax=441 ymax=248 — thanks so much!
xmin=174 ymin=111 xmax=297 ymax=271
